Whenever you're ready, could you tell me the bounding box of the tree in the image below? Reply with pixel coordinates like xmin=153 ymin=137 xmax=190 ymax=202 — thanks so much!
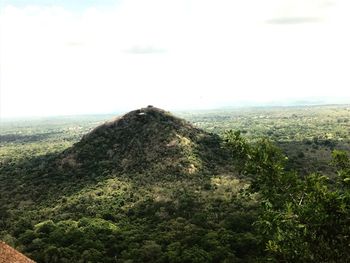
xmin=224 ymin=130 xmax=350 ymax=262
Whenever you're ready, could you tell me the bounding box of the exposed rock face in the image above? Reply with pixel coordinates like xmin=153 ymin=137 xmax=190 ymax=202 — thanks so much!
xmin=0 ymin=242 xmax=35 ymax=263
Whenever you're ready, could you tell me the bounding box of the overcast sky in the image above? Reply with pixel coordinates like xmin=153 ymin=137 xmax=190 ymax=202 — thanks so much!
xmin=1 ymin=0 xmax=350 ymax=117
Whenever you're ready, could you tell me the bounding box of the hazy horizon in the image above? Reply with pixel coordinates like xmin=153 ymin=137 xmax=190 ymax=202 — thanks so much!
xmin=1 ymin=0 xmax=350 ymax=118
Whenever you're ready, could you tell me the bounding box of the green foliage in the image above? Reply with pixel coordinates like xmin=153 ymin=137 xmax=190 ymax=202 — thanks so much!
xmin=0 ymin=108 xmax=258 ymax=262
xmin=224 ymin=130 xmax=350 ymax=262
xmin=18 ymin=218 xmax=120 ymax=262
xmin=1 ymin=105 xmax=349 ymax=262
xmin=184 ymin=105 xmax=350 ymax=175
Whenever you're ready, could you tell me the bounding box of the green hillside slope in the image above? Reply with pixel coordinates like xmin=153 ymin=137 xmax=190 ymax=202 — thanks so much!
xmin=0 ymin=107 xmax=258 ymax=263
xmin=1 ymin=106 xmax=349 ymax=263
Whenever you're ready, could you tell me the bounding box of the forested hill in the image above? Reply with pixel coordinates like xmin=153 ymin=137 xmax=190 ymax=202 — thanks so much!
xmin=1 ymin=106 xmax=250 ymax=263
xmin=58 ymin=105 xmax=231 ymax=176
xmin=0 ymin=106 xmax=349 ymax=263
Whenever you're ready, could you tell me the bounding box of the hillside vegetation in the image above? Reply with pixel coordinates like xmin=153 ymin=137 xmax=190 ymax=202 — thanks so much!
xmin=0 ymin=105 xmax=349 ymax=262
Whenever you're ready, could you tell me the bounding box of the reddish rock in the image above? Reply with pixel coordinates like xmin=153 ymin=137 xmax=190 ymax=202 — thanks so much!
xmin=0 ymin=242 xmax=35 ymax=263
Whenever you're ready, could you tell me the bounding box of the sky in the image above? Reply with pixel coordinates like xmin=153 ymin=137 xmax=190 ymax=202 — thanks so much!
xmin=1 ymin=0 xmax=350 ymax=117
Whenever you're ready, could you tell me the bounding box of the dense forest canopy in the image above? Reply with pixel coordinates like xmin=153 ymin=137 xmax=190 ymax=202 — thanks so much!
xmin=0 ymin=105 xmax=349 ymax=262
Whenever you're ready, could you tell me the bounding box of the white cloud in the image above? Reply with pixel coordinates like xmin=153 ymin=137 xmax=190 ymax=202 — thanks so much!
xmin=0 ymin=0 xmax=349 ymax=117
